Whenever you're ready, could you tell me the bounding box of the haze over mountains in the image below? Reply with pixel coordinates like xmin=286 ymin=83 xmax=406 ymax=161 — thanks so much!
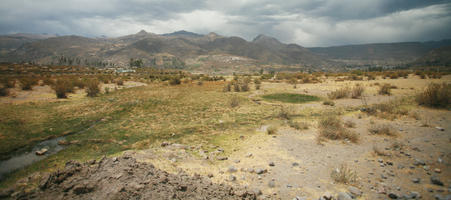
xmin=0 ymin=30 xmax=450 ymax=72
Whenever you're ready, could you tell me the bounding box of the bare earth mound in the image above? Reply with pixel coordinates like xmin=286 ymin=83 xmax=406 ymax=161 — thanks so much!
xmin=6 ymin=155 xmax=256 ymax=200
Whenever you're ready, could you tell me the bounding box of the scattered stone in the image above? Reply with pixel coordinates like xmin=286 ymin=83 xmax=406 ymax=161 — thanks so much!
xmin=412 ymin=178 xmax=420 ymax=183
xmin=234 ymin=159 xmax=240 ymax=163
xmin=228 ymin=166 xmax=237 ymax=173
xmin=268 ymin=180 xmax=275 ymax=188
xmin=427 ymin=188 xmax=434 ymax=193
xmin=431 ymin=176 xmax=444 ymax=186
xmin=72 ymin=183 xmax=94 ymax=195
xmin=337 ymin=192 xmax=352 ymax=200
xmin=319 ymin=192 xmax=334 ymax=200
xmin=435 ymin=127 xmax=445 ymax=131
xmin=252 ymin=188 xmax=262 ymax=195
xmin=408 ymin=191 xmax=420 ymax=199
xmin=434 ymin=168 xmax=441 ymax=173
xmin=228 ymin=175 xmax=236 ymax=182
xmin=207 ymin=174 xmax=214 ymax=178
xmin=160 ymin=141 xmax=169 ymax=147
xmin=292 ymin=162 xmax=299 ymax=167
xmin=348 ymin=186 xmax=362 ymax=197
xmin=293 ymin=196 xmax=306 ymax=200
xmin=438 ymin=158 xmax=443 ymax=163
xmin=413 ymin=159 xmax=425 ymax=166
xmin=246 ymin=168 xmax=254 ymax=173
xmin=246 ymin=153 xmax=253 ymax=158
xmin=269 ymin=162 xmax=275 ymax=167
xmin=35 ymin=148 xmax=48 ymax=156
xmin=217 ymin=156 xmax=228 ymax=161
xmin=388 ymin=193 xmax=398 ymax=199
xmin=57 ymin=140 xmax=69 ymax=145
xmin=255 ymin=169 xmax=267 ymax=174
xmin=423 ymin=165 xmax=430 ymax=171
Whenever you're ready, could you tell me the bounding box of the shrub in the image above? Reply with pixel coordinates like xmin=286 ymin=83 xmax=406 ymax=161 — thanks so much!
xmin=169 ymin=77 xmax=181 ymax=85
xmin=116 ymin=79 xmax=124 ymax=86
xmin=323 ymin=100 xmax=335 ymax=106
xmin=378 ymin=84 xmax=391 ymax=95
xmin=20 ymin=77 xmax=38 ymax=90
xmin=351 ymin=85 xmax=365 ymax=99
xmin=331 ymin=164 xmax=357 ymax=184
xmin=223 ymin=83 xmax=232 ymax=92
xmin=289 ymin=120 xmax=309 ymax=130
xmin=0 ymin=87 xmax=9 ymax=97
xmin=327 ymin=87 xmax=350 ymax=99
xmin=368 ymin=124 xmax=397 ymax=136
xmin=43 ymin=77 xmax=55 ymax=86
xmin=344 ymin=120 xmax=356 ymax=128
xmin=197 ymin=81 xmax=203 ymax=86
xmin=86 ymin=79 xmax=100 ymax=97
xmin=54 ymin=79 xmax=73 ymax=98
xmin=267 ymin=125 xmax=278 ymax=135
xmin=278 ymin=106 xmax=293 ymax=120
xmin=318 ymin=115 xmax=358 ymax=143
xmin=255 ymin=84 xmax=261 ymax=90
xmin=240 ymin=82 xmax=249 ymax=92
xmin=229 ymin=96 xmax=240 ymax=108
xmin=416 ymin=83 xmax=450 ymax=108
xmin=72 ymin=78 xmax=85 ymax=89
xmin=0 ymin=78 xmax=15 ymax=88
xmin=233 ymin=83 xmax=240 ymax=92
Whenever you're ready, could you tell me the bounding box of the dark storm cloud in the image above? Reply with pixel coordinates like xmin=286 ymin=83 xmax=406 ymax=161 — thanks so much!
xmin=0 ymin=0 xmax=450 ymax=46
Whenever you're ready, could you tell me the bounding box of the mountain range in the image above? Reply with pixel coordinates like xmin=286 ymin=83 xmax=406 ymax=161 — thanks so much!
xmin=0 ymin=30 xmax=449 ymax=73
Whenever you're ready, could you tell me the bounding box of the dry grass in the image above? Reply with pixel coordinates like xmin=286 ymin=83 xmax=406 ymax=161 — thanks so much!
xmin=331 ymin=164 xmax=357 ymax=184
xmin=368 ymin=124 xmax=397 ymax=136
xmin=229 ymin=95 xmax=240 ymax=108
xmin=327 ymin=87 xmax=350 ymax=99
xmin=267 ymin=125 xmax=278 ymax=135
xmin=323 ymin=100 xmax=335 ymax=106
xmin=378 ymin=84 xmax=392 ymax=95
xmin=317 ymin=115 xmax=358 ymax=143
xmin=351 ymin=85 xmax=365 ymax=98
xmin=416 ymin=83 xmax=450 ymax=108
xmin=344 ymin=120 xmax=356 ymax=128
xmin=20 ymin=78 xmax=38 ymax=90
xmin=86 ymin=79 xmax=101 ymax=97
xmin=288 ymin=120 xmax=309 ymax=130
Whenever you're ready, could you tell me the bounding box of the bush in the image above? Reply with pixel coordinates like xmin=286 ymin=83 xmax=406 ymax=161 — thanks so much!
xmin=331 ymin=164 xmax=357 ymax=184
xmin=351 ymin=85 xmax=365 ymax=99
xmin=255 ymin=84 xmax=261 ymax=90
xmin=54 ymin=79 xmax=74 ymax=98
xmin=288 ymin=120 xmax=309 ymax=130
xmin=267 ymin=125 xmax=278 ymax=135
xmin=116 ymin=79 xmax=124 ymax=86
xmin=318 ymin=115 xmax=358 ymax=143
xmin=323 ymin=100 xmax=335 ymax=106
xmin=223 ymin=83 xmax=232 ymax=92
xmin=169 ymin=77 xmax=181 ymax=85
xmin=86 ymin=79 xmax=100 ymax=97
xmin=378 ymin=84 xmax=391 ymax=95
xmin=327 ymin=87 xmax=350 ymax=99
xmin=229 ymin=96 xmax=240 ymax=108
xmin=416 ymin=83 xmax=450 ymax=108
xmin=0 ymin=78 xmax=15 ymax=88
xmin=43 ymin=77 xmax=55 ymax=86
xmin=368 ymin=124 xmax=397 ymax=136
xmin=278 ymin=106 xmax=293 ymax=120
xmin=72 ymin=78 xmax=85 ymax=89
xmin=0 ymin=87 xmax=9 ymax=97
xmin=240 ymin=82 xmax=249 ymax=92
xmin=20 ymin=78 xmax=38 ymax=90
xmin=344 ymin=120 xmax=356 ymax=128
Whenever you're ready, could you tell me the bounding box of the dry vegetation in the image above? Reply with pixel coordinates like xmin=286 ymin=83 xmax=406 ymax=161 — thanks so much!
xmin=317 ymin=115 xmax=359 ymax=143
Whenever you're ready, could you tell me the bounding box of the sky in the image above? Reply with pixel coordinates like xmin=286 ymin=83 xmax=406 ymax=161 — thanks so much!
xmin=0 ymin=0 xmax=450 ymax=47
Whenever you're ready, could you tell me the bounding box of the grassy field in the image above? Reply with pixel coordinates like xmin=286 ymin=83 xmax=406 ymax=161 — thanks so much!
xmin=262 ymin=93 xmax=320 ymax=103
xmin=0 ymin=81 xmax=277 ymax=187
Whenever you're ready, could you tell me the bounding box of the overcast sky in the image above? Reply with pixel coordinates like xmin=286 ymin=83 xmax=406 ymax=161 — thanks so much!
xmin=0 ymin=0 xmax=450 ymax=47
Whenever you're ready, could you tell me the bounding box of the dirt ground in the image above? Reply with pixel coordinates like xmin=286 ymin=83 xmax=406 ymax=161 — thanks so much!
xmin=1 ymin=75 xmax=450 ymax=200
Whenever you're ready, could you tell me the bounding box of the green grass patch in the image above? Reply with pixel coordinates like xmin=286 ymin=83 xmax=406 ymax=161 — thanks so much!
xmin=262 ymin=93 xmax=320 ymax=104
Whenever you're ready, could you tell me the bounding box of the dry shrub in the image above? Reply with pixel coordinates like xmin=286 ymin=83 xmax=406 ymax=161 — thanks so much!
xmin=86 ymin=79 xmax=100 ymax=97
xmin=43 ymin=77 xmax=55 ymax=86
xmin=373 ymin=145 xmax=391 ymax=156
xmin=344 ymin=120 xmax=356 ymax=128
xmin=223 ymin=83 xmax=232 ymax=92
xmin=0 ymin=78 xmax=16 ymax=88
xmin=20 ymin=77 xmax=38 ymax=90
xmin=169 ymin=77 xmax=181 ymax=85
xmin=267 ymin=125 xmax=278 ymax=135
xmin=54 ymin=79 xmax=74 ymax=98
xmin=351 ymin=85 xmax=365 ymax=99
xmin=416 ymin=83 xmax=450 ymax=108
xmin=0 ymin=87 xmax=9 ymax=97
xmin=240 ymin=82 xmax=249 ymax=92
xmin=255 ymin=84 xmax=261 ymax=90
xmin=278 ymin=106 xmax=293 ymax=120
xmin=288 ymin=120 xmax=309 ymax=130
xmin=318 ymin=115 xmax=358 ymax=143
xmin=331 ymin=164 xmax=357 ymax=184
xmin=378 ymin=84 xmax=391 ymax=95
xmin=229 ymin=96 xmax=240 ymax=108
xmin=72 ymin=78 xmax=85 ymax=89
xmin=115 ymin=79 xmax=124 ymax=86
xmin=364 ymin=100 xmax=409 ymax=120
xmin=328 ymin=87 xmax=350 ymax=99
xmin=323 ymin=100 xmax=335 ymax=106
xmin=368 ymin=124 xmax=397 ymax=136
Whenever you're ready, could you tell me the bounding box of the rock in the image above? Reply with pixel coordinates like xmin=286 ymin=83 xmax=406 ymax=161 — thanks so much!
xmin=423 ymin=165 xmax=430 ymax=171
xmin=35 ymin=148 xmax=48 ymax=156
xmin=293 ymin=196 xmax=306 ymax=200
xmin=255 ymin=168 xmax=267 ymax=174
xmin=228 ymin=175 xmax=236 ymax=181
xmin=57 ymin=140 xmax=69 ymax=145
xmin=431 ymin=176 xmax=444 ymax=186
xmin=234 ymin=159 xmax=240 ymax=163
xmin=408 ymin=191 xmax=420 ymax=199
xmin=161 ymin=141 xmax=170 ymax=147
xmin=72 ymin=183 xmax=94 ymax=195
xmin=413 ymin=159 xmax=425 ymax=166
xmin=412 ymin=178 xmax=420 ymax=183
xmin=435 ymin=127 xmax=445 ymax=131
xmin=171 ymin=143 xmax=188 ymax=149
xmin=207 ymin=173 xmax=214 ymax=178
xmin=434 ymin=168 xmax=442 ymax=173
xmin=246 ymin=168 xmax=254 ymax=173
xmin=217 ymin=156 xmax=228 ymax=161
xmin=348 ymin=186 xmax=362 ymax=197
xmin=269 ymin=162 xmax=275 ymax=167
xmin=319 ymin=192 xmax=334 ymax=200
xmin=246 ymin=153 xmax=253 ymax=158
xmin=388 ymin=193 xmax=398 ymax=199
xmin=337 ymin=192 xmax=352 ymax=200
xmin=268 ymin=180 xmax=275 ymax=188
xmin=292 ymin=162 xmax=299 ymax=167
xmin=228 ymin=166 xmax=237 ymax=173
xmin=252 ymin=188 xmax=262 ymax=195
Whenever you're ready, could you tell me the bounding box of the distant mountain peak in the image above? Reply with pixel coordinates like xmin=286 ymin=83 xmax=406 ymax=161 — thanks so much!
xmin=161 ymin=30 xmax=203 ymax=37
xmin=137 ymin=30 xmax=148 ymax=35
xmin=252 ymin=34 xmax=277 ymax=42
